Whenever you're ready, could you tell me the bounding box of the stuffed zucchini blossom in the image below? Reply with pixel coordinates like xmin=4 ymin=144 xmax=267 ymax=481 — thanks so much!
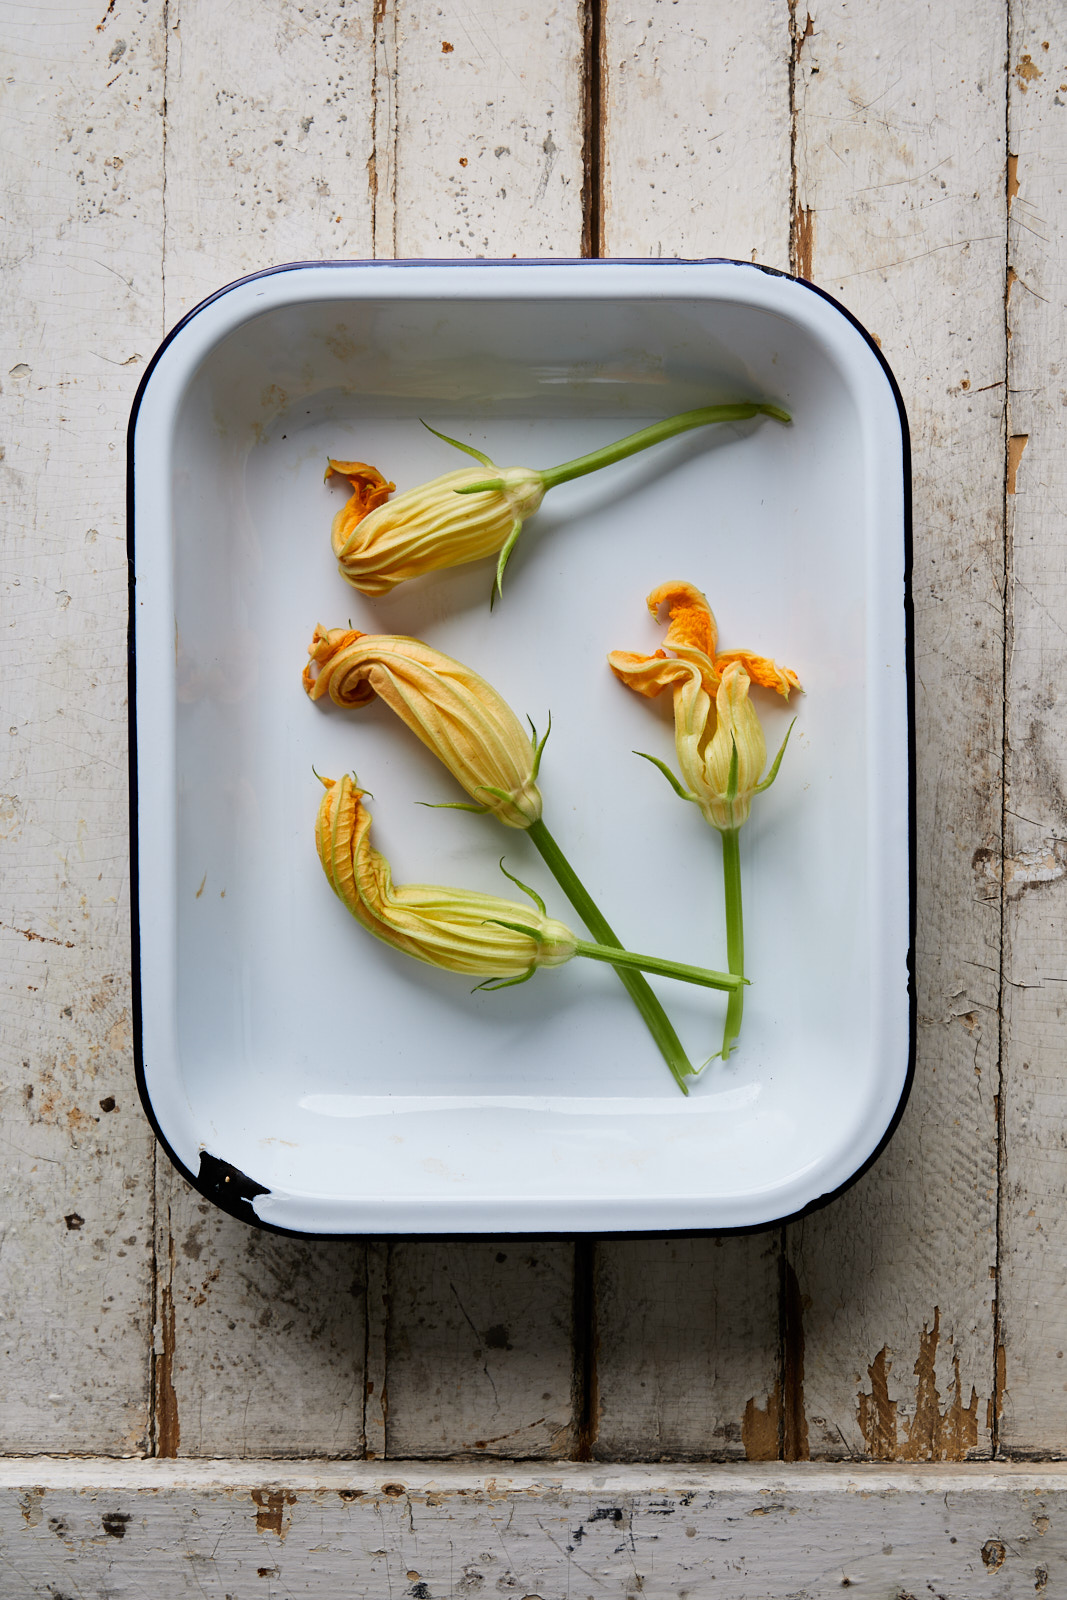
xmin=608 ymin=581 xmax=801 ymax=832
xmin=304 ymin=625 xmax=543 ymax=829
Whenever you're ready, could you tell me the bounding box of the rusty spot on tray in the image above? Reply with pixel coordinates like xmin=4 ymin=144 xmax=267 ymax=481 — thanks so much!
xmin=252 ymin=1489 xmax=297 ymax=1537
xmin=793 ymin=206 xmax=816 ymax=282
xmin=442 ymin=40 xmax=453 ymax=52
xmin=1008 ymin=435 xmax=1028 ymax=494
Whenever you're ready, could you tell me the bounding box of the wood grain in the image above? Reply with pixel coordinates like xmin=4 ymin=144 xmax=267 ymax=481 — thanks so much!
xmin=784 ymin=0 xmax=1007 ymax=1459
xmin=999 ymin=1 xmax=1067 ymax=1456
xmin=386 ymin=1242 xmax=577 ymax=1458
xmin=152 ymin=0 xmax=379 ymax=1455
xmin=161 ymin=0 xmax=377 ymax=324
xmin=600 ymin=0 xmax=792 ymax=269
xmin=2 ymin=1460 xmax=1066 ymax=1598
xmin=591 ymin=0 xmax=792 ymax=1462
xmin=0 ymin=0 xmax=164 ymax=1455
xmin=390 ymin=0 xmax=587 ymax=256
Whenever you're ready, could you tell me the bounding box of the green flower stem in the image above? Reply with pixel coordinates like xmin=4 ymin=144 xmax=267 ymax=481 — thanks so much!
xmin=720 ymin=827 xmax=745 ymax=1060
xmin=538 ymin=403 xmax=790 ymax=492
xmin=526 ymin=817 xmax=694 ymax=1095
xmin=573 ymin=940 xmax=742 ymax=993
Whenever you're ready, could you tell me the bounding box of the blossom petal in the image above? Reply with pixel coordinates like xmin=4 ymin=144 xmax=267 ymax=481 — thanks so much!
xmin=325 ymin=461 xmax=396 ymax=559
xmin=303 ymin=630 xmax=543 ymax=828
xmin=647 ymin=581 xmax=720 ymax=684
xmin=316 ymin=775 xmax=575 ymax=976
xmin=714 ymin=649 xmax=803 ymax=699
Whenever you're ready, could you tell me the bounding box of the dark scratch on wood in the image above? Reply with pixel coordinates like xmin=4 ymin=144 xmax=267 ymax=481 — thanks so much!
xmin=581 ymin=0 xmax=603 ymax=258
xmin=573 ymin=1240 xmax=598 ymax=1460
xmin=156 ymin=1238 xmax=180 ymax=1458
xmin=781 ymin=1259 xmax=809 ymax=1461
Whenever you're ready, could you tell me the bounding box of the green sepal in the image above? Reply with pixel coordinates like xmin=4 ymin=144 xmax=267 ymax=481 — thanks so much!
xmin=527 ymin=711 xmax=552 ymax=780
xmin=491 ymin=519 xmax=524 ymax=605
xmin=495 ymin=859 xmax=547 ymax=916
xmin=634 ymin=750 xmax=699 ymax=803
xmin=726 ymin=736 xmax=739 ymax=802
xmin=420 ymin=419 xmax=496 ymax=467
xmin=475 ymin=784 xmax=517 ymax=807
xmin=454 ymin=478 xmax=505 ymax=495
xmin=484 ymin=916 xmax=544 ymax=944
xmin=755 ymin=718 xmax=797 ymax=793
xmin=416 ymin=799 xmax=490 ymax=815
xmin=472 ymin=965 xmax=537 ymax=993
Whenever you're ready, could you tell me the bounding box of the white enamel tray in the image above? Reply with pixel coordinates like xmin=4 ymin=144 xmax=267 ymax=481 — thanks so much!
xmin=129 ymin=260 xmax=912 ymax=1235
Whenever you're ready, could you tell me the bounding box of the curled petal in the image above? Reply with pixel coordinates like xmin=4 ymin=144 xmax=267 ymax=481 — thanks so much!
xmin=325 ymin=461 xmax=396 ymax=559
xmin=304 ymin=629 xmax=543 ymax=828
xmin=607 ymin=648 xmax=692 ymax=700
xmin=647 ymin=581 xmax=720 ymax=688
xmin=714 ymin=649 xmax=802 ymax=699
xmin=316 ymin=775 xmax=575 ymax=978
xmin=330 ymin=464 xmax=545 ymax=596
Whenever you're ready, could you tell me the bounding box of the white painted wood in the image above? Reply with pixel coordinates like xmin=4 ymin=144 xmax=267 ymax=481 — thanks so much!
xmin=785 ymin=1 xmax=1008 ymax=1459
xmin=601 ymin=0 xmax=792 ymax=268
xmin=161 ymin=0 xmax=377 ymax=323
xmin=361 ymin=4 xmax=591 ymax=1463
xmin=999 ymin=3 xmax=1067 ymax=1455
xmin=594 ymin=1237 xmax=783 ymax=1461
xmin=593 ymin=1 xmax=792 ymax=1463
xmin=0 ymin=0 xmax=164 ymax=1454
xmin=391 ymin=0 xmax=587 ymax=256
xmin=386 ymin=1243 xmax=577 ymax=1457
xmin=1 ymin=1460 xmax=1066 ymax=1597
xmin=152 ymin=0 xmax=381 ymax=1458
xmin=154 ymin=1181 xmax=366 ymax=1457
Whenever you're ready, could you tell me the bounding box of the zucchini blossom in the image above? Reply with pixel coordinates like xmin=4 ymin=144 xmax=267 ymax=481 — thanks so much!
xmin=608 ymin=581 xmax=801 ymax=831
xmin=327 ymin=403 xmax=789 ymax=600
xmin=303 ymin=625 xmax=543 ymax=829
xmin=316 ymin=774 xmax=574 ymax=981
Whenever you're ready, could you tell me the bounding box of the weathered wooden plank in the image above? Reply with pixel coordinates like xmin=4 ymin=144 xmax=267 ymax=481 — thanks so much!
xmin=592 ymin=2 xmax=792 ymax=1461
xmin=999 ymin=4 xmax=1067 ymax=1455
xmin=386 ymin=1242 xmax=577 ymax=1458
xmin=594 ymin=1236 xmax=783 ymax=1461
xmin=152 ymin=0 xmax=381 ymax=1457
xmin=2 ymin=1460 xmax=1066 ymax=1598
xmin=161 ymin=0 xmax=377 ymax=323
xmin=365 ymin=2 xmax=591 ymax=1464
xmin=389 ymin=0 xmax=587 ymax=257
xmin=785 ymin=2 xmax=1007 ymax=1458
xmin=601 ymin=0 xmax=792 ymax=269
xmin=154 ymin=1184 xmax=366 ymax=1458
xmin=0 ymin=0 xmax=164 ymax=1454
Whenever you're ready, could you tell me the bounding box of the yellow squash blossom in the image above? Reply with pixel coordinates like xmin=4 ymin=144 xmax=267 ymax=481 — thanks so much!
xmin=316 ymin=774 xmax=574 ymax=981
xmin=327 ymin=455 xmax=544 ymax=598
xmin=608 ymin=581 xmax=801 ymax=832
xmin=326 ymin=404 xmax=790 ymax=600
xmin=316 ymin=774 xmax=746 ymax=998
xmin=303 ymin=626 xmax=544 ymax=828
